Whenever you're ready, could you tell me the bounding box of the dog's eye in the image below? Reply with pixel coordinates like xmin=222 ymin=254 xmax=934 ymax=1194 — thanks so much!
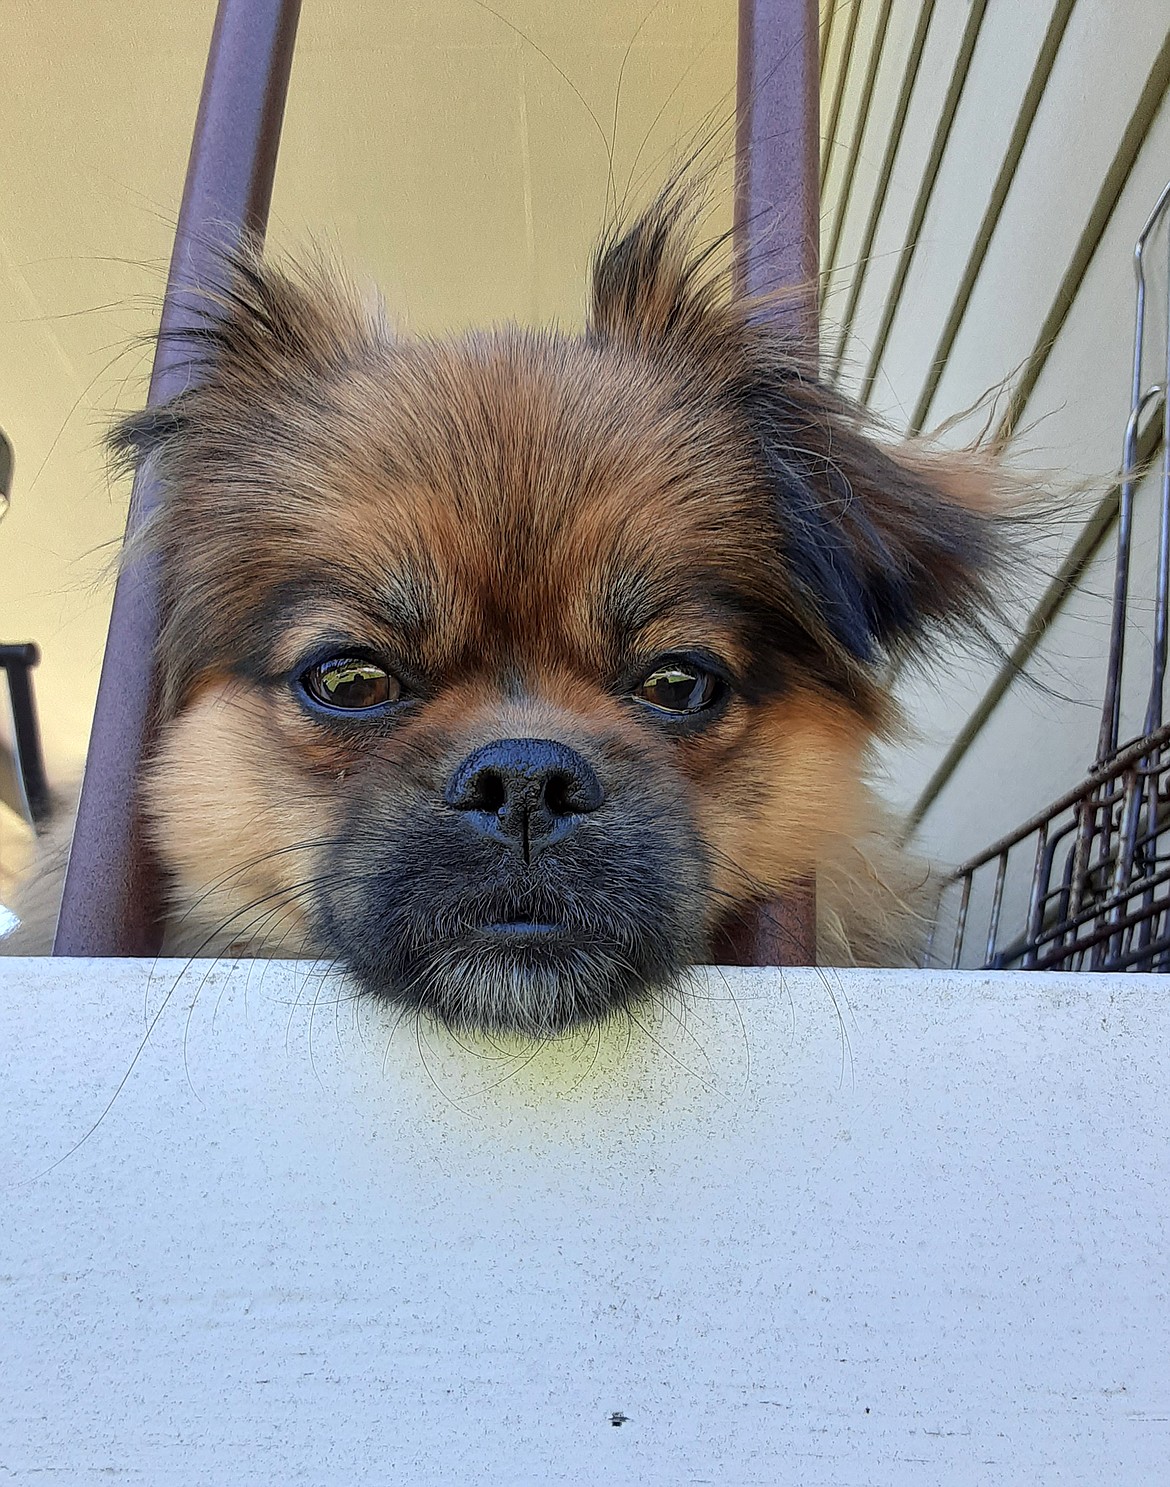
xmin=301 ymin=657 xmax=399 ymax=711
xmin=633 ymin=661 xmax=722 ymax=714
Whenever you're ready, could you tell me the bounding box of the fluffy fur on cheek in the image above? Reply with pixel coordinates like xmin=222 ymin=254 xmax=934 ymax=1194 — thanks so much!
xmin=691 ymin=689 xmax=869 ymax=905
xmin=145 ymin=680 xmax=339 ymax=958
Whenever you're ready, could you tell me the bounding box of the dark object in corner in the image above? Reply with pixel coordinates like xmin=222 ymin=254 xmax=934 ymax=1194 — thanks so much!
xmin=0 ymin=644 xmax=50 ymax=826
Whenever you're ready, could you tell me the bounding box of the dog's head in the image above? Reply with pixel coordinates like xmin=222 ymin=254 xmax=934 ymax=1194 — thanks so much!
xmin=113 ymin=192 xmax=1002 ymax=1035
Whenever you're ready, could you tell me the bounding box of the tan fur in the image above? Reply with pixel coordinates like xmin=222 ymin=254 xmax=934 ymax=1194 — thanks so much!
xmin=143 ymin=677 xmax=871 ymax=959
xmin=1 ymin=817 xmax=67 ymax=954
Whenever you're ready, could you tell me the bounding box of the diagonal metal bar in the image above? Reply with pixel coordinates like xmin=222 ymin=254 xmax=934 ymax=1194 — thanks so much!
xmin=54 ymin=0 xmax=302 ymax=956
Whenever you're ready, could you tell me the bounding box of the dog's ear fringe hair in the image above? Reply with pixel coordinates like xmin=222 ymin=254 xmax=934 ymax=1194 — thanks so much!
xmin=589 ymin=184 xmax=1031 ymax=669
xmin=108 ymin=236 xmax=383 ymax=474
xmin=588 ymin=187 xmax=736 ymax=356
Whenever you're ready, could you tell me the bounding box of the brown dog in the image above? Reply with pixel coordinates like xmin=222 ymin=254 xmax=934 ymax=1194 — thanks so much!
xmin=91 ymin=189 xmax=1004 ymax=1036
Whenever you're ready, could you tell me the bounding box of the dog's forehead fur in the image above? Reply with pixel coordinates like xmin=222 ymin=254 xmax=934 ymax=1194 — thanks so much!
xmin=145 ymin=314 xmax=783 ymax=704
xmin=117 ymin=191 xmax=1001 ymax=718
xmin=261 ymin=331 xmax=769 ymax=633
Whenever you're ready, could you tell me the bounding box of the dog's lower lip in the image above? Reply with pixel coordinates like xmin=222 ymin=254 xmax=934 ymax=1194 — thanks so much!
xmin=482 ymin=919 xmax=565 ymax=938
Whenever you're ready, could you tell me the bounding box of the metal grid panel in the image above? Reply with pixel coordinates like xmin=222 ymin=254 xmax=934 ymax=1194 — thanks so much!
xmin=944 ymin=179 xmax=1170 ymax=971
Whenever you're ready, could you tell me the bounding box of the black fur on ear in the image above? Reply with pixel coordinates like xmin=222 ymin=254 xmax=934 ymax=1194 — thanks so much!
xmin=108 ymin=400 xmax=192 ymax=474
xmin=589 ymin=188 xmax=739 ymax=361
xmin=589 ymin=187 xmax=1005 ymax=669
xmin=731 ymin=360 xmax=1002 ymax=665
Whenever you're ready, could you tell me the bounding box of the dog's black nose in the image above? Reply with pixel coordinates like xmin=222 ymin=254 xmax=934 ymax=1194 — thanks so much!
xmin=443 ymin=738 xmax=604 ymax=860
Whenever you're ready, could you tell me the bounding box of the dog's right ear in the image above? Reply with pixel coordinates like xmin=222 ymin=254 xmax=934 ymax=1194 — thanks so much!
xmin=109 ymin=246 xmax=379 ymax=476
xmin=108 ymin=400 xmax=191 ymax=473
xmin=588 ymin=188 xmax=741 ymax=368
xmin=589 ymin=186 xmax=1012 ymax=672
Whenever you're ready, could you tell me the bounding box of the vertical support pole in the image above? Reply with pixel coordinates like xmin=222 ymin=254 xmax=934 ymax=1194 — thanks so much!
xmin=735 ymin=0 xmax=820 ymax=337
xmin=54 ymin=0 xmax=302 ymax=955
xmin=720 ymin=0 xmax=820 ymax=967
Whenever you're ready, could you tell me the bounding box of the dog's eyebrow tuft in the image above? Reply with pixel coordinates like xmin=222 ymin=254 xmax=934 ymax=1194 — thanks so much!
xmin=240 ymin=564 xmax=436 ymax=674
xmin=601 ymin=563 xmax=760 ymax=646
xmin=601 ymin=566 xmax=670 ymax=638
xmin=376 ymin=560 xmax=435 ymax=639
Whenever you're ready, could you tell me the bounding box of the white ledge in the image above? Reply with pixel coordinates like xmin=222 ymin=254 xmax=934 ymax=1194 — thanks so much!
xmin=2 ymin=959 xmax=1167 ymax=1484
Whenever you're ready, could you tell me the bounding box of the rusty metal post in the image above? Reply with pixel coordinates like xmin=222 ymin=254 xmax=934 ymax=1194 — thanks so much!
xmin=734 ymin=0 xmax=820 ymax=331
xmin=54 ymin=0 xmax=302 ymax=955
xmin=722 ymin=0 xmax=820 ymax=966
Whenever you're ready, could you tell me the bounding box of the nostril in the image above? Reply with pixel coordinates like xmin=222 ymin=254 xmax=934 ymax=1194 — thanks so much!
xmin=445 ymin=761 xmax=508 ymax=813
xmin=470 ymin=767 xmax=507 ymax=814
xmin=544 ymin=769 xmax=572 ymax=816
xmin=543 ymin=767 xmax=602 ymax=816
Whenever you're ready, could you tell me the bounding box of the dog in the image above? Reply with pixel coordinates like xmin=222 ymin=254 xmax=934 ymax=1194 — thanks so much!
xmin=7 ymin=188 xmax=1008 ymax=1036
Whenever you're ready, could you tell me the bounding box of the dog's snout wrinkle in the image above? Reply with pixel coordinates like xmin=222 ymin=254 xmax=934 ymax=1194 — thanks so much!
xmin=443 ymin=737 xmax=603 ymax=861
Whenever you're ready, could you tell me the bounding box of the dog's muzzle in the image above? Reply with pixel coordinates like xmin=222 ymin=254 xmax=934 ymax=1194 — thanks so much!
xmin=315 ymin=727 xmax=708 ymax=1036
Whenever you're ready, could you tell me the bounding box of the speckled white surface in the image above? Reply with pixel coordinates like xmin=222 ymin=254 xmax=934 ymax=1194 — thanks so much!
xmin=1 ymin=959 xmax=1167 ymax=1484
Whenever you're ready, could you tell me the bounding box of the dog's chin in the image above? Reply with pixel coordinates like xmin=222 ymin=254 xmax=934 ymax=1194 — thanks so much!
xmin=318 ymin=895 xmax=697 ymax=1038
xmin=394 ymin=938 xmax=657 ymax=1038
xmin=328 ymin=930 xmax=684 ymax=1039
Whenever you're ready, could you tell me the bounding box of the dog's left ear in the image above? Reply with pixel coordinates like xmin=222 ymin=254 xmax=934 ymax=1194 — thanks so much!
xmin=731 ymin=365 xmax=1004 ymax=664
xmin=589 ymin=192 xmax=1006 ymax=666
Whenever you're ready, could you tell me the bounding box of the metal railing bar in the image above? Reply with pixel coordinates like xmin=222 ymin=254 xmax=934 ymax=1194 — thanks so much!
xmin=1141 ymin=218 xmax=1170 ymax=736
xmin=730 ymin=0 xmax=821 ymax=965
xmin=951 ymin=721 xmax=1170 ymax=879
xmin=53 ymin=0 xmax=303 ymax=956
xmin=0 ymin=644 xmax=50 ymax=826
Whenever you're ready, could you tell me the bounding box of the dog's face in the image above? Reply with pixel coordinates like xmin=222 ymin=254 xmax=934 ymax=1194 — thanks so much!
xmin=115 ymin=194 xmax=999 ymax=1036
